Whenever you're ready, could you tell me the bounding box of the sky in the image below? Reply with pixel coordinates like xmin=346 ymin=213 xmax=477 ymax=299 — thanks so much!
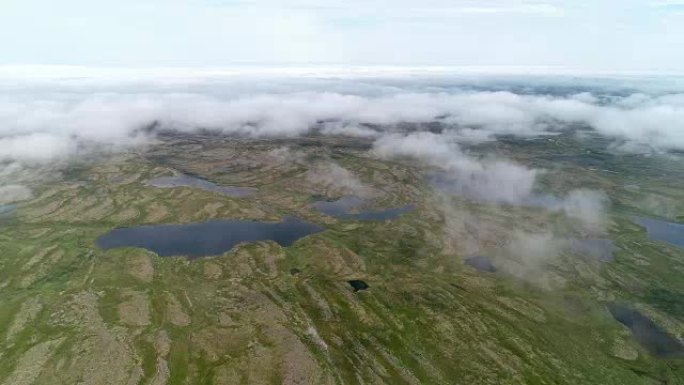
xmin=1 ymin=0 xmax=683 ymax=71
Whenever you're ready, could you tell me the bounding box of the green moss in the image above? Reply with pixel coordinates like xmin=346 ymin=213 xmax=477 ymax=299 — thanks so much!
xmin=1 ymin=136 xmax=683 ymax=384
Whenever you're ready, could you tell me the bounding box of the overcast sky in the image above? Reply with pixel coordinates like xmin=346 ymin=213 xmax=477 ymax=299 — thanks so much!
xmin=0 ymin=0 xmax=683 ymax=71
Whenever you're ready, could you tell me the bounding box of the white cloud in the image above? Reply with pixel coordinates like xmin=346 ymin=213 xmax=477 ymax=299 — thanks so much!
xmin=0 ymin=184 xmax=32 ymax=204
xmin=0 ymin=74 xmax=684 ymax=166
xmin=374 ymin=131 xmax=540 ymax=203
xmin=556 ymin=189 xmax=609 ymax=233
xmin=373 ymin=130 xmax=609 ymax=232
xmin=507 ymin=231 xmax=562 ymax=266
xmin=0 ymin=133 xmax=78 ymax=164
xmin=306 ymin=162 xmax=376 ymax=197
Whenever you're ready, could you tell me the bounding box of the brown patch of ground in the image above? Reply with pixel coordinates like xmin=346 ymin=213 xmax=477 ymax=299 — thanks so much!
xmin=2 ymin=338 xmax=65 ymax=385
xmin=5 ymin=297 xmax=43 ymax=343
xmin=202 ymin=261 xmax=222 ymax=280
xmin=128 ymin=254 xmax=154 ymax=283
xmin=118 ymin=290 xmax=151 ymax=326
xmin=165 ymin=292 xmax=191 ymax=326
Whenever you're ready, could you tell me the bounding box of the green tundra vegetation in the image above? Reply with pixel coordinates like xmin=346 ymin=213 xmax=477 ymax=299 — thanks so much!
xmin=0 ymin=133 xmax=683 ymax=385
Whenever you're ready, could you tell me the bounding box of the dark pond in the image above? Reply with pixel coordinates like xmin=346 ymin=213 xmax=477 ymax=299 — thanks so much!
xmin=634 ymin=216 xmax=684 ymax=249
xmin=148 ymin=175 xmax=255 ymax=197
xmin=0 ymin=205 xmax=15 ymax=218
xmin=312 ymin=196 xmax=414 ymax=221
xmin=569 ymin=239 xmax=615 ymax=262
xmin=97 ymin=216 xmax=324 ymax=258
xmin=348 ymin=280 xmax=369 ymax=292
xmin=607 ymin=303 xmax=684 ymax=358
xmin=464 ymin=256 xmax=497 ymax=272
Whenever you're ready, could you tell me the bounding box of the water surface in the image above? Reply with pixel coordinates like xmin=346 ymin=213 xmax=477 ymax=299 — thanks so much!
xmin=313 ymin=196 xmax=414 ymax=221
xmin=348 ymin=280 xmax=369 ymax=292
xmin=0 ymin=205 xmax=15 ymax=218
xmin=634 ymin=216 xmax=684 ymax=249
xmin=464 ymin=256 xmax=497 ymax=272
xmin=607 ymin=303 xmax=684 ymax=358
xmin=148 ymin=175 xmax=255 ymax=197
xmin=97 ymin=216 xmax=323 ymax=258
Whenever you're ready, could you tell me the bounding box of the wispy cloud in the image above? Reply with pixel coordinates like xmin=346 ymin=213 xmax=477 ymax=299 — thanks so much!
xmin=0 ymin=73 xmax=684 ymax=167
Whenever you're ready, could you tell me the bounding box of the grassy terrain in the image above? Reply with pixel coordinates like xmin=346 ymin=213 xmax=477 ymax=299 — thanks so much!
xmin=0 ymin=133 xmax=683 ymax=384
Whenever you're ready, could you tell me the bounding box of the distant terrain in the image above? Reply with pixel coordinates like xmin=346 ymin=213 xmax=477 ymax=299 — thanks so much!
xmin=1 ymin=130 xmax=683 ymax=384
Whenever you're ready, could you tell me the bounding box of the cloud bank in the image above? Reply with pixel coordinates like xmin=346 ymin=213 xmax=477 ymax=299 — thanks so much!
xmin=306 ymin=162 xmax=376 ymax=198
xmin=1 ymin=74 xmax=684 ymax=167
xmin=372 ymin=131 xmax=608 ymax=231
xmin=0 ymin=185 xmax=32 ymax=205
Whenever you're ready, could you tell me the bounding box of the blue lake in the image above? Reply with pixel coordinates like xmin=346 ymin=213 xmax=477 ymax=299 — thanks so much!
xmin=634 ymin=216 xmax=684 ymax=249
xmin=148 ymin=175 xmax=255 ymax=197
xmin=312 ymin=196 xmax=414 ymax=221
xmin=97 ymin=216 xmax=324 ymax=258
xmin=608 ymin=303 xmax=684 ymax=358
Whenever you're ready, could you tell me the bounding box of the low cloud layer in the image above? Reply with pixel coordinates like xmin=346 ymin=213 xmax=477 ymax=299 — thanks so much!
xmin=1 ymin=74 xmax=684 ymax=165
xmin=372 ymin=129 xmax=610 ymax=285
xmin=373 ymin=131 xmax=608 ymax=231
xmin=555 ymin=189 xmax=609 ymax=233
xmin=0 ymin=185 xmax=33 ymax=205
xmin=306 ymin=162 xmax=376 ymax=198
xmin=0 ymin=133 xmax=78 ymax=164
xmin=374 ymin=131 xmax=538 ymax=204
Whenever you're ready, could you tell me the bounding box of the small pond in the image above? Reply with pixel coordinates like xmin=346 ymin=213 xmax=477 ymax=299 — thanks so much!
xmin=634 ymin=216 xmax=684 ymax=249
xmin=148 ymin=175 xmax=255 ymax=197
xmin=97 ymin=216 xmax=323 ymax=258
xmin=312 ymin=196 xmax=414 ymax=221
xmin=464 ymin=256 xmax=497 ymax=272
xmin=0 ymin=205 xmax=15 ymax=218
xmin=348 ymin=280 xmax=369 ymax=292
xmin=607 ymin=303 xmax=684 ymax=358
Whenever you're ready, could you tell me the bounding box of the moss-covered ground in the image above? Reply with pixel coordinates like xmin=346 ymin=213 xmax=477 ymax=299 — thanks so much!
xmin=0 ymin=133 xmax=683 ymax=384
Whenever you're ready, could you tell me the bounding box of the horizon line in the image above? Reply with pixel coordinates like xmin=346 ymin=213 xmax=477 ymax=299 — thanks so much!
xmin=1 ymin=64 xmax=684 ymax=79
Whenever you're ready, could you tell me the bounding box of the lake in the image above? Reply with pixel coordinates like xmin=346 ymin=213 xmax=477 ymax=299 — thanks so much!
xmin=97 ymin=216 xmax=324 ymax=258
xmin=148 ymin=175 xmax=255 ymax=197
xmin=634 ymin=216 xmax=684 ymax=249
xmin=607 ymin=303 xmax=684 ymax=358
xmin=312 ymin=196 xmax=414 ymax=221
